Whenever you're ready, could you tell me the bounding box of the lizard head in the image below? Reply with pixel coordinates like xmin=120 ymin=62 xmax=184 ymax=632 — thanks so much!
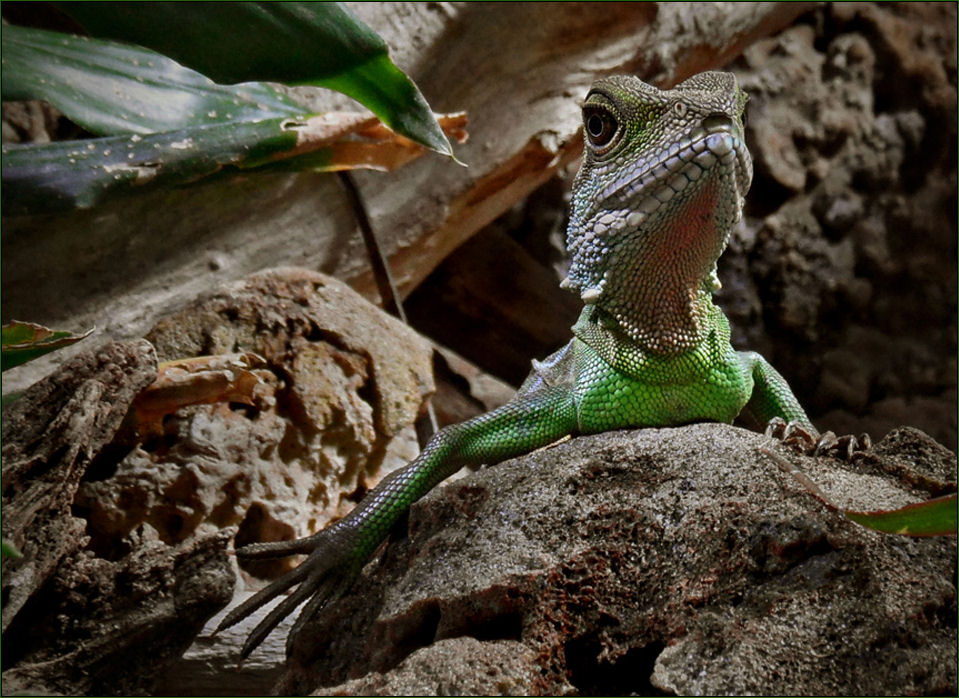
xmin=565 ymin=72 xmax=752 ymax=352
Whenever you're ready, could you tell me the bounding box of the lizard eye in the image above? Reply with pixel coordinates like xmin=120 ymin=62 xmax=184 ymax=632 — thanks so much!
xmin=583 ymin=105 xmax=619 ymax=149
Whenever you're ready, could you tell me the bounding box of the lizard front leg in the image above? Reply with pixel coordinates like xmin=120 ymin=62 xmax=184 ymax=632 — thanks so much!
xmin=217 ymin=383 xmax=579 ymax=658
xmin=738 ymin=350 xmax=816 ymax=433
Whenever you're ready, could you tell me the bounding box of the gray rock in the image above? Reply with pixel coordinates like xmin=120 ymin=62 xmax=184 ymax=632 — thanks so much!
xmin=312 ymin=637 xmax=544 ymax=697
xmin=2 ymin=339 xmax=159 ymax=634
xmin=278 ymin=423 xmax=956 ymax=696
xmin=76 ymin=268 xmax=434 ymax=581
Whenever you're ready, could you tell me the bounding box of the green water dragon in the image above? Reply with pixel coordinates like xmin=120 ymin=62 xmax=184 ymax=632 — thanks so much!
xmin=218 ymin=71 xmax=848 ymax=657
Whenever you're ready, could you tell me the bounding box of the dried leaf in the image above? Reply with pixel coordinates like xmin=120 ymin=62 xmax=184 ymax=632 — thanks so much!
xmin=128 ymin=352 xmax=272 ymax=438
xmin=1 ymin=321 xmax=94 ymax=372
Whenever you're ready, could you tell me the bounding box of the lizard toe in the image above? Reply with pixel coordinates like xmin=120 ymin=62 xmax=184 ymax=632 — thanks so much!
xmin=218 ymin=524 xmax=363 ymax=659
xmin=234 ymin=532 xmax=324 ymax=560
xmin=765 ymin=416 xmax=817 ymax=454
xmin=815 ymin=431 xmax=872 ymax=461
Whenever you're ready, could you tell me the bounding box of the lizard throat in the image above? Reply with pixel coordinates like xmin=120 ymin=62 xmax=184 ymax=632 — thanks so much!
xmin=605 ymin=178 xmax=731 ymax=353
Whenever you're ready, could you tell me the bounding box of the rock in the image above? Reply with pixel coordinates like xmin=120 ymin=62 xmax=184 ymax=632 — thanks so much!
xmin=153 ymin=590 xmax=296 ymax=697
xmin=431 ymin=346 xmax=515 ymax=427
xmin=407 ymin=213 xmax=581 ymax=387
xmin=74 ymin=268 xmax=434 ymax=582
xmin=1 ymin=339 xmax=158 ymax=632
xmin=0 ymin=265 xmax=518 ymax=696
xmin=1 ymin=529 xmax=234 ymax=696
xmin=717 ymin=3 xmax=957 ymax=448
xmin=276 ymin=423 xmax=956 ymax=696
xmin=312 ymin=637 xmax=543 ymax=697
xmin=819 ymin=392 xmax=959 ymax=457
xmin=1 ymin=339 xmax=235 ymax=695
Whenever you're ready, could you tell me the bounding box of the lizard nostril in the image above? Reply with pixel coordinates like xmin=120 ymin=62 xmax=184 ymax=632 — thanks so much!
xmin=702 ymin=113 xmax=733 ymax=132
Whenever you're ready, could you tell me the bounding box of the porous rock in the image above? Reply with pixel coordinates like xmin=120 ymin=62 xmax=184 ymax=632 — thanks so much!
xmin=719 ymin=3 xmax=957 ymax=449
xmin=2 ymin=339 xmax=158 ymax=633
xmin=74 ymin=268 xmax=435 ymax=579
xmin=311 ymin=637 xmax=541 ymax=697
xmin=1 ymin=529 xmax=234 ymax=696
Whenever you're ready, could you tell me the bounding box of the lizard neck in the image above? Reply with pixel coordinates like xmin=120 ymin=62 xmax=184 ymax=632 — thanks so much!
xmin=572 ymin=298 xmax=732 ymax=380
xmin=585 ymin=178 xmax=732 ymax=356
xmin=593 ymin=284 xmax=720 ymax=356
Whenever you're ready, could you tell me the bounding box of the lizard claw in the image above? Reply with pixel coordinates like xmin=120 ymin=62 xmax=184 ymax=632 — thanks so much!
xmin=813 ymin=430 xmax=871 ymax=460
xmin=765 ymin=417 xmax=871 ymax=460
xmin=764 ymin=416 xmax=817 ymax=453
xmin=216 ymin=524 xmax=361 ymax=659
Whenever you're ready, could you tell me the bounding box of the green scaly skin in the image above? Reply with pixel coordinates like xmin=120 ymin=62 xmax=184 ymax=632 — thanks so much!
xmin=218 ymin=71 xmax=817 ymax=657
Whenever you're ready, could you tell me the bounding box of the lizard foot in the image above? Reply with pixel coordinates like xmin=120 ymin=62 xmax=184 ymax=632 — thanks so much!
xmin=215 ymin=524 xmax=362 ymax=659
xmin=765 ymin=417 xmax=871 ymax=460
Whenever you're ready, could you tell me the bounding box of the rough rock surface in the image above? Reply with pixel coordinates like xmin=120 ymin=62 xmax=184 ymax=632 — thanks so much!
xmin=2 ymin=530 xmax=234 ymax=697
xmin=311 ymin=637 xmax=540 ymax=697
xmin=2 ymin=269 xmax=442 ymax=695
xmin=2 ymin=340 xmax=158 ymax=632
xmin=74 ymin=268 xmax=434 ymax=581
xmin=278 ymin=424 xmax=956 ymax=696
xmin=724 ymin=2 xmax=958 ymax=450
xmin=1 ymin=340 xmax=235 ymax=696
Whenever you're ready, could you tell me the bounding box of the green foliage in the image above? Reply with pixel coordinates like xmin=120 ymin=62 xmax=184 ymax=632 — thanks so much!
xmin=1 ymin=24 xmax=305 ymax=135
xmin=1 ymin=2 xmax=453 ymax=215
xmin=1 ymin=321 xmax=93 ymax=372
xmin=2 ymin=112 xmax=313 ymax=214
xmin=1 ymin=539 xmax=23 ymax=559
xmin=58 ymin=1 xmax=452 ymax=155
xmin=844 ymin=493 xmax=957 ymax=537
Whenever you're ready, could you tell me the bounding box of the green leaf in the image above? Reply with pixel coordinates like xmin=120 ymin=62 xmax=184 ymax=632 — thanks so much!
xmin=1 ymin=118 xmax=300 ymax=214
xmin=1 ymin=21 xmax=464 ymax=215
xmin=1 ymin=112 xmax=466 ymax=215
xmin=1 ymin=24 xmax=305 ymax=136
xmin=1 ymin=321 xmax=93 ymax=371
xmin=58 ymin=1 xmax=453 ymax=155
xmin=1 ymin=539 xmax=23 ymax=559
xmin=319 ymin=54 xmax=448 ymax=156
xmin=845 ymin=493 xmax=957 ymax=537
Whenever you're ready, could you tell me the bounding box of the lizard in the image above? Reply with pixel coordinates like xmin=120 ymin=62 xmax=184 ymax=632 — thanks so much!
xmin=217 ymin=71 xmax=841 ymax=658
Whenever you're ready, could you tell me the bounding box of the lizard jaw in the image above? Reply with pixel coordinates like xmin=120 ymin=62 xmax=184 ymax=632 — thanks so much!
xmin=594 ymin=122 xmax=751 ymax=211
